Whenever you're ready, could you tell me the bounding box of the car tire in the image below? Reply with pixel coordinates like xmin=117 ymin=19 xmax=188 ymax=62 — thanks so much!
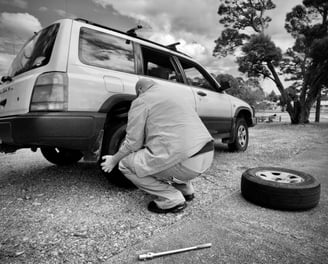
xmin=241 ymin=167 xmax=321 ymax=210
xmin=41 ymin=147 xmax=83 ymax=165
xmin=228 ymin=118 xmax=248 ymax=152
xmin=100 ymin=121 xmax=136 ymax=188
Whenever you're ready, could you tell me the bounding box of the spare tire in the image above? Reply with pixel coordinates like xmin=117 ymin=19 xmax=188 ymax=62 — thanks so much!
xmin=241 ymin=167 xmax=320 ymax=211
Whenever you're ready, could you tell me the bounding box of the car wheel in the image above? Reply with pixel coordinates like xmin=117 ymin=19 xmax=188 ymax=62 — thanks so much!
xmin=228 ymin=118 xmax=248 ymax=152
xmin=241 ymin=167 xmax=321 ymax=210
xmin=100 ymin=121 xmax=136 ymax=188
xmin=41 ymin=147 xmax=83 ymax=165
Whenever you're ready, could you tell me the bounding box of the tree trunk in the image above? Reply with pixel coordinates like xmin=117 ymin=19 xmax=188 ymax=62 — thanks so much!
xmin=299 ymin=102 xmax=311 ymax=123
xmin=315 ymin=91 xmax=321 ymax=122
xmin=266 ymin=61 xmax=298 ymax=124
xmin=299 ymin=87 xmax=320 ymax=123
xmin=287 ymin=100 xmax=301 ymax=124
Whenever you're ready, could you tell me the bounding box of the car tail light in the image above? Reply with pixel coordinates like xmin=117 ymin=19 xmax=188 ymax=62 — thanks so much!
xmin=30 ymin=72 xmax=68 ymax=111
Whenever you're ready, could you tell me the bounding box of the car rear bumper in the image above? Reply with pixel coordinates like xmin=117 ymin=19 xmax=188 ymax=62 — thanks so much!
xmin=0 ymin=112 xmax=106 ymax=151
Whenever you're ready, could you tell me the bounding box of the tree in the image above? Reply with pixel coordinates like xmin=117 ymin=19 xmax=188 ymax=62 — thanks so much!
xmin=215 ymin=73 xmax=239 ymax=91
xmin=282 ymin=0 xmax=328 ymax=123
xmin=213 ymin=0 xmax=302 ymax=123
xmin=213 ymin=0 xmax=328 ymax=124
xmin=267 ymin=90 xmax=279 ymax=102
xmin=216 ymin=73 xmax=265 ymax=105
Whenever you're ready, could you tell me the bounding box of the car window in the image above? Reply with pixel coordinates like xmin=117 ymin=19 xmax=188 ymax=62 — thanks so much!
xmin=79 ymin=27 xmax=135 ymax=74
xmin=140 ymin=46 xmax=181 ymax=83
xmin=179 ymin=58 xmax=217 ymax=91
xmin=8 ymin=23 xmax=59 ymax=77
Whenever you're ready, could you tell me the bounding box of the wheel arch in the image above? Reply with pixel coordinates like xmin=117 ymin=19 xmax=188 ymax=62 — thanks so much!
xmin=224 ymin=107 xmax=251 ymax=148
xmin=99 ymin=94 xmax=136 ymax=125
xmin=234 ymin=107 xmax=253 ymax=127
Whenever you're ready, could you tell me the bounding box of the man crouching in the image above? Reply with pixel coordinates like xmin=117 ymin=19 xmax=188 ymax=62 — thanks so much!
xmin=101 ymin=78 xmax=214 ymax=214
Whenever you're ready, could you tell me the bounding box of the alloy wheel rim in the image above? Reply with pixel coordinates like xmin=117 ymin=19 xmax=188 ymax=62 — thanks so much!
xmin=255 ymin=170 xmax=304 ymax=184
xmin=238 ymin=125 xmax=247 ymax=147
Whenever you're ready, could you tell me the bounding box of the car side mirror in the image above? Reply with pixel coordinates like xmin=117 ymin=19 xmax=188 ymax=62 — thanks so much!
xmin=219 ymin=80 xmax=230 ymax=91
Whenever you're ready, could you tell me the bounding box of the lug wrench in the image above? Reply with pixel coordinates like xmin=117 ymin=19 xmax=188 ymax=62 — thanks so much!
xmin=138 ymin=243 xmax=212 ymax=261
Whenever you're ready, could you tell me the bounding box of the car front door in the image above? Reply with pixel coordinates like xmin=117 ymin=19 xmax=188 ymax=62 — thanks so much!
xmin=176 ymin=57 xmax=232 ymax=135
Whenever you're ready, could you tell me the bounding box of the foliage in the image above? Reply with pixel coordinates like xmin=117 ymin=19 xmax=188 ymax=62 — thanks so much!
xmin=282 ymin=0 xmax=328 ymax=123
xmin=267 ymin=90 xmax=279 ymax=102
xmin=215 ymin=73 xmax=239 ymax=90
xmin=237 ymin=34 xmax=282 ymax=79
xmin=213 ymin=0 xmax=275 ymax=57
xmin=215 ymin=73 xmax=265 ymax=105
xmin=213 ymin=0 xmax=292 ymax=118
xmin=214 ymin=0 xmax=328 ymax=124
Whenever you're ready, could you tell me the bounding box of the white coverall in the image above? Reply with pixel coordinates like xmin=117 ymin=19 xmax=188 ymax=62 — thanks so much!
xmin=116 ymin=79 xmax=214 ymax=209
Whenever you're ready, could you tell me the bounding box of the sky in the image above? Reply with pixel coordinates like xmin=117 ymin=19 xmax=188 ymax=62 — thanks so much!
xmin=0 ymin=0 xmax=303 ymax=93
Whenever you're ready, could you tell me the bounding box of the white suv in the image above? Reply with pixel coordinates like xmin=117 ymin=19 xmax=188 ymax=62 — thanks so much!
xmin=0 ymin=18 xmax=255 ymax=185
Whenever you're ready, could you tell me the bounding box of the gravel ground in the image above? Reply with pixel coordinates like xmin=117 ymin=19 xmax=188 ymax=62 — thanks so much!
xmin=1 ymin=122 xmax=327 ymax=263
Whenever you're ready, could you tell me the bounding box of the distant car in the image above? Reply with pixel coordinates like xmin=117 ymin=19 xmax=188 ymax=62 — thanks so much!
xmin=0 ymin=18 xmax=256 ymax=182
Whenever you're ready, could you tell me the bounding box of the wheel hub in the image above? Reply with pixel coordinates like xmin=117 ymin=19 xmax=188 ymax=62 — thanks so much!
xmin=255 ymin=170 xmax=304 ymax=184
xmin=238 ymin=125 xmax=247 ymax=147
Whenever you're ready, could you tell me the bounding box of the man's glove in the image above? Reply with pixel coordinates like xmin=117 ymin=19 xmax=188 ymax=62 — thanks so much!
xmin=101 ymin=155 xmax=116 ymax=173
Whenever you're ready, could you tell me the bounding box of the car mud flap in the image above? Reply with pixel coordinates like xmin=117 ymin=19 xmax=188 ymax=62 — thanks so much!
xmin=82 ymin=129 xmax=104 ymax=162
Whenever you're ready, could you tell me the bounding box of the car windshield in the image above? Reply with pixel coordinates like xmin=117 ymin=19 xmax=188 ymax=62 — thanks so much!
xmin=8 ymin=23 xmax=59 ymax=77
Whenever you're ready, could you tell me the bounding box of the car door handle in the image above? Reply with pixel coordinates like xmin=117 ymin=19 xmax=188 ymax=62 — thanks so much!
xmin=197 ymin=91 xmax=207 ymax=97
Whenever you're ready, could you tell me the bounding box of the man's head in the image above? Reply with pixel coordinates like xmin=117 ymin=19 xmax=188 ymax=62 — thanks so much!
xmin=135 ymin=78 xmax=155 ymax=96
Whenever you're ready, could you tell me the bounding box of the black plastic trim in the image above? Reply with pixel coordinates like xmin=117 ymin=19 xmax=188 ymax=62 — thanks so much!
xmin=0 ymin=112 xmax=106 ymax=150
xmin=234 ymin=106 xmax=255 ymax=127
xmin=99 ymin=94 xmax=136 ymax=113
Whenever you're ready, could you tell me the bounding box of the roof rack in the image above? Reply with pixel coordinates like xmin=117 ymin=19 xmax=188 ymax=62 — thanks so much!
xmin=166 ymin=42 xmax=180 ymax=51
xmin=126 ymin=25 xmax=143 ymax=37
xmin=74 ymin=18 xmax=190 ymax=57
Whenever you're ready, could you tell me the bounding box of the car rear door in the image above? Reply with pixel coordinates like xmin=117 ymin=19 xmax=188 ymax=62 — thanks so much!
xmin=67 ymin=22 xmax=139 ymax=111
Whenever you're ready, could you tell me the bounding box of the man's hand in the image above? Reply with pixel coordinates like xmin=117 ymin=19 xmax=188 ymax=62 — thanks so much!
xmin=101 ymin=155 xmax=116 ymax=173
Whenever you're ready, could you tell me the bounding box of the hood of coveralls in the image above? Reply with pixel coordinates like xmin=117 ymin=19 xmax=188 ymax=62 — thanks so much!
xmin=135 ymin=78 xmax=156 ymax=96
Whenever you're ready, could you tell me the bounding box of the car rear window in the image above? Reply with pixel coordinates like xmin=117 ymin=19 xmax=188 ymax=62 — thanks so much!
xmin=79 ymin=27 xmax=135 ymax=74
xmin=8 ymin=23 xmax=60 ymax=77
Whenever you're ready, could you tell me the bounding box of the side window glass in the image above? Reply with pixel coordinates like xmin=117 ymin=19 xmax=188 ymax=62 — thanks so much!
xmin=141 ymin=46 xmax=180 ymax=83
xmin=79 ymin=27 xmax=135 ymax=74
xmin=180 ymin=59 xmax=216 ymax=91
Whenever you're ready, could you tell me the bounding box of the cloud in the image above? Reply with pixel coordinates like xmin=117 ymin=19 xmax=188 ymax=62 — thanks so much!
xmin=92 ymin=0 xmax=223 ymax=72
xmin=39 ymin=6 xmax=76 ymax=19
xmin=0 ymin=12 xmax=42 ymax=40
xmin=54 ymin=9 xmax=76 ymax=19
xmin=39 ymin=6 xmax=48 ymax=12
xmin=2 ymin=0 xmax=27 ymax=9
xmin=54 ymin=9 xmax=67 ymax=17
xmin=0 ymin=12 xmax=42 ymax=75
xmin=271 ymin=33 xmax=295 ymax=52
xmin=91 ymin=0 xmax=302 ymax=78
xmin=92 ymin=0 xmax=220 ymax=36
xmin=266 ymin=0 xmax=303 ymax=51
